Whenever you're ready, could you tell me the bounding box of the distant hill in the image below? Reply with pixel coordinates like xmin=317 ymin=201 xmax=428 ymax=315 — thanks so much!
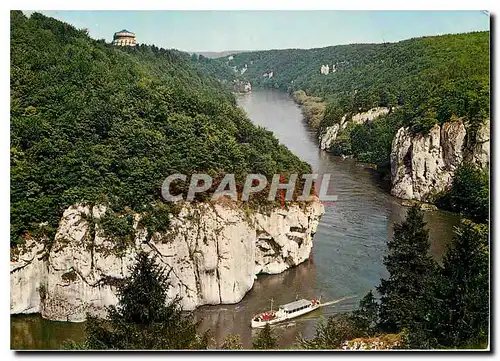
xmin=194 ymin=31 xmax=489 ymax=172
xmin=205 ymin=31 xmax=489 ymax=133
xmin=191 ymin=50 xmax=253 ymax=59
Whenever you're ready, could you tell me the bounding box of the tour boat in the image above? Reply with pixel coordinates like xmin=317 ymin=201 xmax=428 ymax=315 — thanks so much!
xmin=251 ymin=297 xmax=321 ymax=328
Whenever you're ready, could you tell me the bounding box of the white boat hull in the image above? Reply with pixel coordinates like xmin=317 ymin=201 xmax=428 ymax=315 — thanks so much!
xmin=251 ymin=304 xmax=321 ymax=328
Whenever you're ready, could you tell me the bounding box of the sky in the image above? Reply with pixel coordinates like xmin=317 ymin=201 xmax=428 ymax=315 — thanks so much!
xmin=27 ymin=10 xmax=489 ymax=52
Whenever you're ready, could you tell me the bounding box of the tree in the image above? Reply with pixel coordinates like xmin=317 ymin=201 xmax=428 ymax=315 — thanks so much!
xmin=433 ymin=220 xmax=489 ymax=348
xmin=79 ymin=251 xmax=209 ymax=350
xmin=350 ymin=290 xmax=380 ymax=336
xmin=220 ymin=334 xmax=243 ymax=350
xmin=376 ymin=206 xmax=437 ymax=341
xmin=252 ymin=323 xmax=278 ymax=350
xmin=298 ymin=314 xmax=360 ymax=349
xmin=437 ymin=163 xmax=489 ymax=223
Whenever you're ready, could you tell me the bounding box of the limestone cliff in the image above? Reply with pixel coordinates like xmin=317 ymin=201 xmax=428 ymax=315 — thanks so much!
xmin=319 ymin=107 xmax=390 ymax=150
xmin=319 ymin=115 xmax=347 ymax=151
xmin=232 ymin=79 xmax=252 ymax=93
xmin=391 ymin=119 xmax=489 ymax=202
xmin=10 ymin=200 xmax=324 ymax=322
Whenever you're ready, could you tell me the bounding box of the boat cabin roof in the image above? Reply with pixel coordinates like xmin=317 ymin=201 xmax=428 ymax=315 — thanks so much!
xmin=280 ymin=299 xmax=311 ymax=311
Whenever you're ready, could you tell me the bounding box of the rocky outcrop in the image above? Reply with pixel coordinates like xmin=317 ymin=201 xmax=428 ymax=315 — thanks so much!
xmin=10 ymin=200 xmax=324 ymax=322
xmin=351 ymin=107 xmax=391 ymax=125
xmin=10 ymin=239 xmax=47 ymax=315
xmin=233 ymin=80 xmax=251 ymax=93
xmin=319 ymin=115 xmax=347 ymax=150
xmin=342 ymin=333 xmax=405 ymax=350
xmin=465 ymin=118 xmax=490 ymax=169
xmin=318 ymin=107 xmax=390 ymax=151
xmin=391 ymin=119 xmax=489 ymax=201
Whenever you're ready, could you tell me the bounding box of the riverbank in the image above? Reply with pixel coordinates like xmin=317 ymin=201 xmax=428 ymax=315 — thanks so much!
xmin=291 ymin=90 xmax=325 ymax=130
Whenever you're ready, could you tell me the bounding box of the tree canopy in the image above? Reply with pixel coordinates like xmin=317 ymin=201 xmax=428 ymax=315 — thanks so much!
xmin=205 ymin=31 xmax=489 ymax=133
xmin=10 ymin=11 xmax=311 ymax=247
xmin=195 ymin=31 xmax=489 ymax=171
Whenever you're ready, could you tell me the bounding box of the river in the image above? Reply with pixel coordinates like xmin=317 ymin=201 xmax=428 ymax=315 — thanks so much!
xmin=10 ymin=89 xmax=460 ymax=350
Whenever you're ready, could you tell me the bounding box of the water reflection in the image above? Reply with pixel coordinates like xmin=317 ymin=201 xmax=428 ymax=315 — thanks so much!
xmin=11 ymin=314 xmax=85 ymax=350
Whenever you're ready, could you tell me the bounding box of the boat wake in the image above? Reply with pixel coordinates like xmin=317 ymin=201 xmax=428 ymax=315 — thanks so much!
xmin=319 ymin=295 xmax=357 ymax=308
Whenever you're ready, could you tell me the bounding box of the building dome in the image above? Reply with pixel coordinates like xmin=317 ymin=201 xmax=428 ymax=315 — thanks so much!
xmin=113 ymin=29 xmax=136 ymax=46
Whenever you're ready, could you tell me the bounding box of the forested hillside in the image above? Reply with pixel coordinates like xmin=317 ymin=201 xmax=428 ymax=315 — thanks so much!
xmin=10 ymin=11 xmax=310 ymax=246
xmin=198 ymin=31 xmax=490 ymax=188
xmin=214 ymin=32 xmax=489 ymax=130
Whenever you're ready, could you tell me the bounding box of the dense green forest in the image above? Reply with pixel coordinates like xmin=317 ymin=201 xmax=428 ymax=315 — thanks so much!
xmin=199 ymin=31 xmax=489 ymax=170
xmin=212 ymin=31 xmax=489 ymax=129
xmin=10 ymin=11 xmax=311 ymax=247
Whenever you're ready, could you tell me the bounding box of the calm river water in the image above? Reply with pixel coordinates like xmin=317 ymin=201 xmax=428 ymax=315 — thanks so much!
xmin=10 ymin=89 xmax=460 ymax=349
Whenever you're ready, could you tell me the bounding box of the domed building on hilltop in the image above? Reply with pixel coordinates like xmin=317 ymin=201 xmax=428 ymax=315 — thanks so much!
xmin=112 ymin=29 xmax=136 ymax=46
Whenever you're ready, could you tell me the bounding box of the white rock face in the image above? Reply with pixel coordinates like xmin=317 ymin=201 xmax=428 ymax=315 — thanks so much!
xmin=391 ymin=119 xmax=489 ymax=201
xmin=351 ymin=107 xmax=391 ymax=125
xmin=318 ymin=115 xmax=348 ymax=150
xmin=319 ymin=124 xmax=340 ymax=150
xmin=465 ymin=118 xmax=490 ymax=169
xmin=233 ymin=80 xmax=251 ymax=93
xmin=11 ymin=200 xmax=324 ymax=322
xmin=10 ymin=238 xmax=47 ymax=314
xmin=318 ymin=107 xmax=390 ymax=151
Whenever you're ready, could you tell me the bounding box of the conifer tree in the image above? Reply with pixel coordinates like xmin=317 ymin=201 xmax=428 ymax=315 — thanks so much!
xmin=220 ymin=334 xmax=243 ymax=350
xmin=434 ymin=220 xmax=489 ymax=347
xmin=350 ymin=290 xmax=380 ymax=336
xmin=376 ymin=206 xmax=436 ymax=337
xmin=298 ymin=314 xmax=360 ymax=349
xmin=252 ymin=323 xmax=278 ymax=350
xmin=82 ymin=251 xmax=209 ymax=350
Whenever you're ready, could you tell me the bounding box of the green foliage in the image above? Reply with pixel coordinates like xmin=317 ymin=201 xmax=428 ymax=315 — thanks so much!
xmin=298 ymin=314 xmax=360 ymax=349
xmin=99 ymin=211 xmax=136 ymax=250
xmin=431 ymin=220 xmax=489 ymax=348
xmin=350 ymin=291 xmax=380 ymax=337
xmin=308 ymin=208 xmax=489 ymax=350
xmin=376 ymin=207 xmax=436 ymax=339
xmin=10 ymin=11 xmax=310 ymax=247
xmin=252 ymin=323 xmax=278 ymax=350
xmin=291 ymin=90 xmax=325 ymax=128
xmin=78 ymin=251 xmax=209 ymax=350
xmin=206 ymin=31 xmax=488 ymax=134
xmin=349 ymin=207 xmax=490 ymax=349
xmin=436 ymin=163 xmax=489 ymax=223
xmin=199 ymin=31 xmax=489 ymax=181
xmin=328 ymin=110 xmax=403 ymax=169
xmin=220 ymin=334 xmax=243 ymax=350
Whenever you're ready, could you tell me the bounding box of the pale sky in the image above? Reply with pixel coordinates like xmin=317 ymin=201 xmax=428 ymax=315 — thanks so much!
xmin=27 ymin=10 xmax=489 ymax=52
